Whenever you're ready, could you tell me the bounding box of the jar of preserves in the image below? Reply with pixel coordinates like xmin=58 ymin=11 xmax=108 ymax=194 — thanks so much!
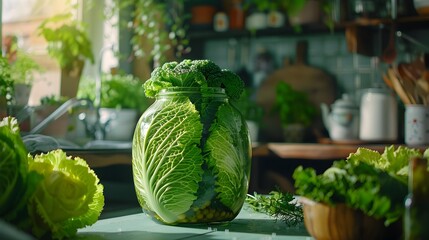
xmin=132 ymin=87 xmax=251 ymax=224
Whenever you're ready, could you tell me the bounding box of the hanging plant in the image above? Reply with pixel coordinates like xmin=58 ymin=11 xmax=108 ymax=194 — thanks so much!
xmin=114 ymin=0 xmax=190 ymax=67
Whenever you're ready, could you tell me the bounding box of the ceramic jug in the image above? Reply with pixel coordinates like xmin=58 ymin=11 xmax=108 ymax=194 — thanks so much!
xmin=359 ymin=88 xmax=397 ymax=141
xmin=321 ymin=94 xmax=360 ymax=141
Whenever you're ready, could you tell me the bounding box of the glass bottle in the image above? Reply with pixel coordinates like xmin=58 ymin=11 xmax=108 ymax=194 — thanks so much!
xmin=132 ymin=87 xmax=251 ymax=225
xmin=404 ymin=157 xmax=429 ymax=240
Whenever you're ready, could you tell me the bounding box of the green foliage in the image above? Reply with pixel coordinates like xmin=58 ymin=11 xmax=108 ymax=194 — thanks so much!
xmin=205 ymin=103 xmax=250 ymax=213
xmin=133 ymin=97 xmax=204 ymax=223
xmin=274 ymin=81 xmax=316 ymax=127
xmin=0 ymin=56 xmax=14 ymax=99
xmin=9 ymin=50 xmax=44 ymax=85
xmin=38 ymin=13 xmax=94 ymax=70
xmin=246 ymin=190 xmax=304 ymax=227
xmin=28 ymin=150 xmax=104 ymax=239
xmin=39 ymin=95 xmax=69 ymax=106
xmin=0 ymin=117 xmax=104 ymax=239
xmin=133 ymin=59 xmax=250 ymax=224
xmin=111 ymin=0 xmax=189 ymax=65
xmin=293 ymin=145 xmax=427 ymax=226
xmin=244 ymin=0 xmax=335 ymax=31
xmin=231 ymin=88 xmax=264 ymax=122
xmin=78 ymin=73 xmax=149 ymax=112
xmin=143 ymin=59 xmax=244 ymax=100
xmin=0 ymin=117 xmax=42 ymax=230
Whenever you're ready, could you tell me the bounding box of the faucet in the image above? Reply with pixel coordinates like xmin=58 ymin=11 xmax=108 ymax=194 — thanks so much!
xmin=91 ymin=44 xmax=117 ymax=140
xmin=28 ymin=98 xmax=94 ymax=135
xmin=19 ymin=45 xmax=117 ymax=140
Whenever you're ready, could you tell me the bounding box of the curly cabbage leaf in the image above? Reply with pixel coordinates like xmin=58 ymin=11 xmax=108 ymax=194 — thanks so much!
xmin=28 ymin=149 xmax=104 ymax=239
xmin=293 ymin=145 xmax=422 ymax=226
xmin=347 ymin=146 xmax=422 ymax=180
xmin=204 ymin=103 xmax=250 ymax=213
xmin=0 ymin=117 xmax=42 ymax=228
xmin=133 ymin=97 xmax=204 ymax=224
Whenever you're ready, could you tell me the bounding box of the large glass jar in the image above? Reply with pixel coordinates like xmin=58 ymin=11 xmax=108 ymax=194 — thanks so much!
xmin=132 ymin=87 xmax=251 ymax=225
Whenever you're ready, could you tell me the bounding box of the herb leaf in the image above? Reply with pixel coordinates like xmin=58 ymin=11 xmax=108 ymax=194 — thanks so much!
xmin=246 ymin=190 xmax=303 ymax=227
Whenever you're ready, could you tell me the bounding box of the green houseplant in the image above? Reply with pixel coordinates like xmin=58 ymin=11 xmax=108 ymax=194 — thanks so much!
xmin=38 ymin=13 xmax=95 ymax=98
xmin=77 ymin=73 xmax=150 ymax=141
xmin=232 ymin=88 xmax=264 ymax=142
xmin=245 ymin=0 xmax=335 ymax=31
xmin=274 ymin=81 xmax=316 ymax=142
xmin=10 ymin=51 xmax=44 ymax=106
xmin=113 ymin=0 xmax=189 ymax=67
xmin=0 ymin=56 xmax=14 ymax=113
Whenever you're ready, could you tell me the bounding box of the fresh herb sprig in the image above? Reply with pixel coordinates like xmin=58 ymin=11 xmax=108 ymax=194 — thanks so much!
xmin=246 ymin=190 xmax=303 ymax=227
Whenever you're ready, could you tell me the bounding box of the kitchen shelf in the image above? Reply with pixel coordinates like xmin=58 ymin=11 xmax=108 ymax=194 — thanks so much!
xmin=342 ymin=15 xmax=429 ymax=27
xmin=188 ymin=24 xmax=342 ymax=40
xmin=188 ymin=15 xmax=429 ymax=41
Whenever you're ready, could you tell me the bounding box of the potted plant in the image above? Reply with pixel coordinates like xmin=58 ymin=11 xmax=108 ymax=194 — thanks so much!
xmin=232 ymin=88 xmax=264 ymax=142
xmin=9 ymin=50 xmax=44 ymax=106
xmin=77 ymin=73 xmax=150 ymax=141
xmin=38 ymin=13 xmax=95 ymax=98
xmin=0 ymin=56 xmax=14 ymax=117
xmin=245 ymin=0 xmax=335 ymax=31
xmin=31 ymin=95 xmax=70 ymax=138
xmin=273 ymin=81 xmax=316 ymax=142
xmin=114 ymin=0 xmax=189 ymax=67
xmin=293 ymin=146 xmax=423 ymax=240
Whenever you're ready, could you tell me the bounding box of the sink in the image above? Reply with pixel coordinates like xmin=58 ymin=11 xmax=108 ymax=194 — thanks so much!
xmin=23 ymin=134 xmax=132 ymax=167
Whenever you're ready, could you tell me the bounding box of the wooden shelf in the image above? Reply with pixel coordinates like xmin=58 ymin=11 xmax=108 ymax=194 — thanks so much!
xmin=188 ymin=15 xmax=429 ymax=41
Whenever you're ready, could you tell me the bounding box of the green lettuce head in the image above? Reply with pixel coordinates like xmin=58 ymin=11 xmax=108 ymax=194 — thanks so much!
xmin=28 ymin=149 xmax=104 ymax=239
xmin=0 ymin=117 xmax=42 ymax=229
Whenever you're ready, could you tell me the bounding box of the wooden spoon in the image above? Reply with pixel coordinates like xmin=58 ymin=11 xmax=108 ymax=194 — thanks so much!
xmin=393 ymin=66 xmax=417 ymax=104
xmin=387 ymin=68 xmax=411 ymax=104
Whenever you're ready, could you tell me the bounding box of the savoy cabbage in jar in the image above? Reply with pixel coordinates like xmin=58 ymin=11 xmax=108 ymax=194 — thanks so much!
xmin=132 ymin=60 xmax=251 ymax=224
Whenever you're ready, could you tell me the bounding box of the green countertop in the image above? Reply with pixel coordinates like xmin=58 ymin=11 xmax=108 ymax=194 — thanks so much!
xmin=77 ymin=206 xmax=313 ymax=240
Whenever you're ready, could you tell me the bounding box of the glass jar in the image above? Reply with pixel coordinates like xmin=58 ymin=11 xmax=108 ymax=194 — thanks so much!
xmin=404 ymin=157 xmax=429 ymax=240
xmin=132 ymin=87 xmax=251 ymax=225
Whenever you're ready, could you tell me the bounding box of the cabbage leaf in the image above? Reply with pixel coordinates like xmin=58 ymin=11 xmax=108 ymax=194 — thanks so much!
xmin=0 ymin=117 xmax=42 ymax=228
xmin=133 ymin=97 xmax=204 ymax=223
xmin=205 ymin=104 xmax=250 ymax=213
xmin=28 ymin=149 xmax=104 ymax=239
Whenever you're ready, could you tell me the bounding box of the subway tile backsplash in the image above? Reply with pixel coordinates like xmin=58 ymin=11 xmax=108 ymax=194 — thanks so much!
xmin=203 ymin=32 xmax=403 ymax=99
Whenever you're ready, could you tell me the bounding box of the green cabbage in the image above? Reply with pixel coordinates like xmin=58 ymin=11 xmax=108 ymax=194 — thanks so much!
xmin=133 ymin=59 xmax=250 ymax=224
xmin=28 ymin=149 xmax=104 ymax=239
xmin=0 ymin=117 xmax=42 ymax=229
xmin=0 ymin=117 xmax=104 ymax=239
xmin=133 ymin=97 xmax=204 ymax=223
xmin=205 ymin=103 xmax=250 ymax=213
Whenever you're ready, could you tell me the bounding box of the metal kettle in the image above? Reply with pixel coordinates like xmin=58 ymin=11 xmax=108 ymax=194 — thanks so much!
xmin=321 ymin=94 xmax=360 ymax=140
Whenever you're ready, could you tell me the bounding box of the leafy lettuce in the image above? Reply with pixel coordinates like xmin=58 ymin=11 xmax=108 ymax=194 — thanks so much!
xmin=28 ymin=150 xmax=104 ymax=239
xmin=0 ymin=117 xmax=104 ymax=239
xmin=0 ymin=117 xmax=42 ymax=229
xmin=293 ymin=145 xmax=425 ymax=225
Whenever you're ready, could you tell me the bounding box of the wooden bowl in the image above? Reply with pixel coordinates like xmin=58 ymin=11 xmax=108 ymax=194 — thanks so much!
xmin=300 ymin=197 xmax=397 ymax=240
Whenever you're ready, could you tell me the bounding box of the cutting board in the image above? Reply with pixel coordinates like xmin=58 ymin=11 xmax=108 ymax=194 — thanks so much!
xmin=256 ymin=40 xmax=336 ymax=142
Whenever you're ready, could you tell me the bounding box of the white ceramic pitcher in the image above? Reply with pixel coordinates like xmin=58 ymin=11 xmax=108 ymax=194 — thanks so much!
xmin=359 ymin=88 xmax=398 ymax=142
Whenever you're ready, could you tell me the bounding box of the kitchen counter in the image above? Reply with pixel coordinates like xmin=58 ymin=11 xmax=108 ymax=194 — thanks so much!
xmin=252 ymin=142 xmax=411 ymax=160
xmin=77 ymin=204 xmax=312 ymax=240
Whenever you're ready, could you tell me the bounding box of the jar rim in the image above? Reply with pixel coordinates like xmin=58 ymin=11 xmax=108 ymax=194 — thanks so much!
xmin=158 ymin=87 xmax=226 ymax=95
